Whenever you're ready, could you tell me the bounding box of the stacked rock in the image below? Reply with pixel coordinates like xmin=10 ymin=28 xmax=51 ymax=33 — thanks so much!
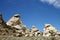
xmin=25 ymin=29 xmax=31 ymax=37
xmin=0 ymin=13 xmax=59 ymax=37
xmin=30 ymin=25 xmax=42 ymax=37
xmin=6 ymin=14 xmax=27 ymax=37
xmin=43 ymin=24 xmax=58 ymax=37
xmin=6 ymin=14 xmax=22 ymax=28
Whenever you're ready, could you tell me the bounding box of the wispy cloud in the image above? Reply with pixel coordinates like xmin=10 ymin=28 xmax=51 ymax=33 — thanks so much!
xmin=40 ymin=0 xmax=60 ymax=8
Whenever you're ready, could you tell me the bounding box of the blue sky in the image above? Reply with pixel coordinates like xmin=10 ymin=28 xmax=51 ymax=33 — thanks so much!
xmin=0 ymin=0 xmax=60 ymax=32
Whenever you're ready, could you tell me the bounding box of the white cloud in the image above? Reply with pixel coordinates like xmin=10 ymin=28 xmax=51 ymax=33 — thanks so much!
xmin=40 ymin=0 xmax=60 ymax=8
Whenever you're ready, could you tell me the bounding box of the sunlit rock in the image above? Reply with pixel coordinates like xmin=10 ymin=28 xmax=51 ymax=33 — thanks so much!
xmin=25 ymin=29 xmax=31 ymax=37
xmin=31 ymin=25 xmax=39 ymax=32
xmin=55 ymin=32 xmax=60 ymax=37
xmin=30 ymin=25 xmax=42 ymax=36
xmin=6 ymin=14 xmax=22 ymax=27
xmin=43 ymin=24 xmax=58 ymax=37
xmin=6 ymin=14 xmax=26 ymax=30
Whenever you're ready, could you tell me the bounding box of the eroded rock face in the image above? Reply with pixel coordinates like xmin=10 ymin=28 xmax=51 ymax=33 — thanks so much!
xmin=43 ymin=24 xmax=58 ymax=37
xmin=6 ymin=14 xmax=27 ymax=37
xmin=6 ymin=14 xmax=26 ymax=30
xmin=30 ymin=25 xmax=42 ymax=37
xmin=0 ymin=13 xmax=60 ymax=38
xmin=25 ymin=29 xmax=31 ymax=37
xmin=0 ymin=13 xmax=8 ymax=28
xmin=31 ymin=25 xmax=39 ymax=32
xmin=6 ymin=14 xmax=22 ymax=27
xmin=55 ymin=32 xmax=60 ymax=37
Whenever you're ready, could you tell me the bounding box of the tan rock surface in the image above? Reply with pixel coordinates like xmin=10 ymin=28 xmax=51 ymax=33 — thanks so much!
xmin=43 ymin=24 xmax=58 ymax=37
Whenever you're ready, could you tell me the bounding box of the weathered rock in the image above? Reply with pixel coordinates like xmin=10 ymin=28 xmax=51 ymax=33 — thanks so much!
xmin=0 ymin=13 xmax=60 ymax=40
xmin=31 ymin=25 xmax=39 ymax=32
xmin=25 ymin=29 xmax=31 ymax=37
xmin=43 ymin=24 xmax=58 ymax=37
xmin=34 ymin=31 xmax=43 ymax=36
xmin=29 ymin=32 xmax=35 ymax=37
xmin=55 ymin=32 xmax=60 ymax=37
xmin=0 ymin=13 xmax=8 ymax=28
xmin=6 ymin=14 xmax=22 ymax=26
xmin=30 ymin=25 xmax=42 ymax=37
xmin=25 ymin=29 xmax=31 ymax=34
xmin=6 ymin=14 xmax=26 ymax=30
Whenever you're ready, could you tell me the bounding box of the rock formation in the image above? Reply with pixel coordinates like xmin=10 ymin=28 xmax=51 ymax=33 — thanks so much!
xmin=6 ymin=14 xmax=26 ymax=30
xmin=30 ymin=25 xmax=42 ymax=37
xmin=6 ymin=14 xmax=22 ymax=26
xmin=0 ymin=13 xmax=60 ymax=39
xmin=0 ymin=12 xmax=8 ymax=28
xmin=43 ymin=24 xmax=58 ymax=37
xmin=6 ymin=14 xmax=27 ymax=37
xmin=55 ymin=32 xmax=60 ymax=37
xmin=25 ymin=29 xmax=31 ymax=37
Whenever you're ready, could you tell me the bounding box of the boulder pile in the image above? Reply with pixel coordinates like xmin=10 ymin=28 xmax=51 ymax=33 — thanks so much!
xmin=0 ymin=13 xmax=60 ymax=37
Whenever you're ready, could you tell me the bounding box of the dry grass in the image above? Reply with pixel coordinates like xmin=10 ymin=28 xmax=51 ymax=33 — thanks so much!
xmin=0 ymin=36 xmax=60 ymax=40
